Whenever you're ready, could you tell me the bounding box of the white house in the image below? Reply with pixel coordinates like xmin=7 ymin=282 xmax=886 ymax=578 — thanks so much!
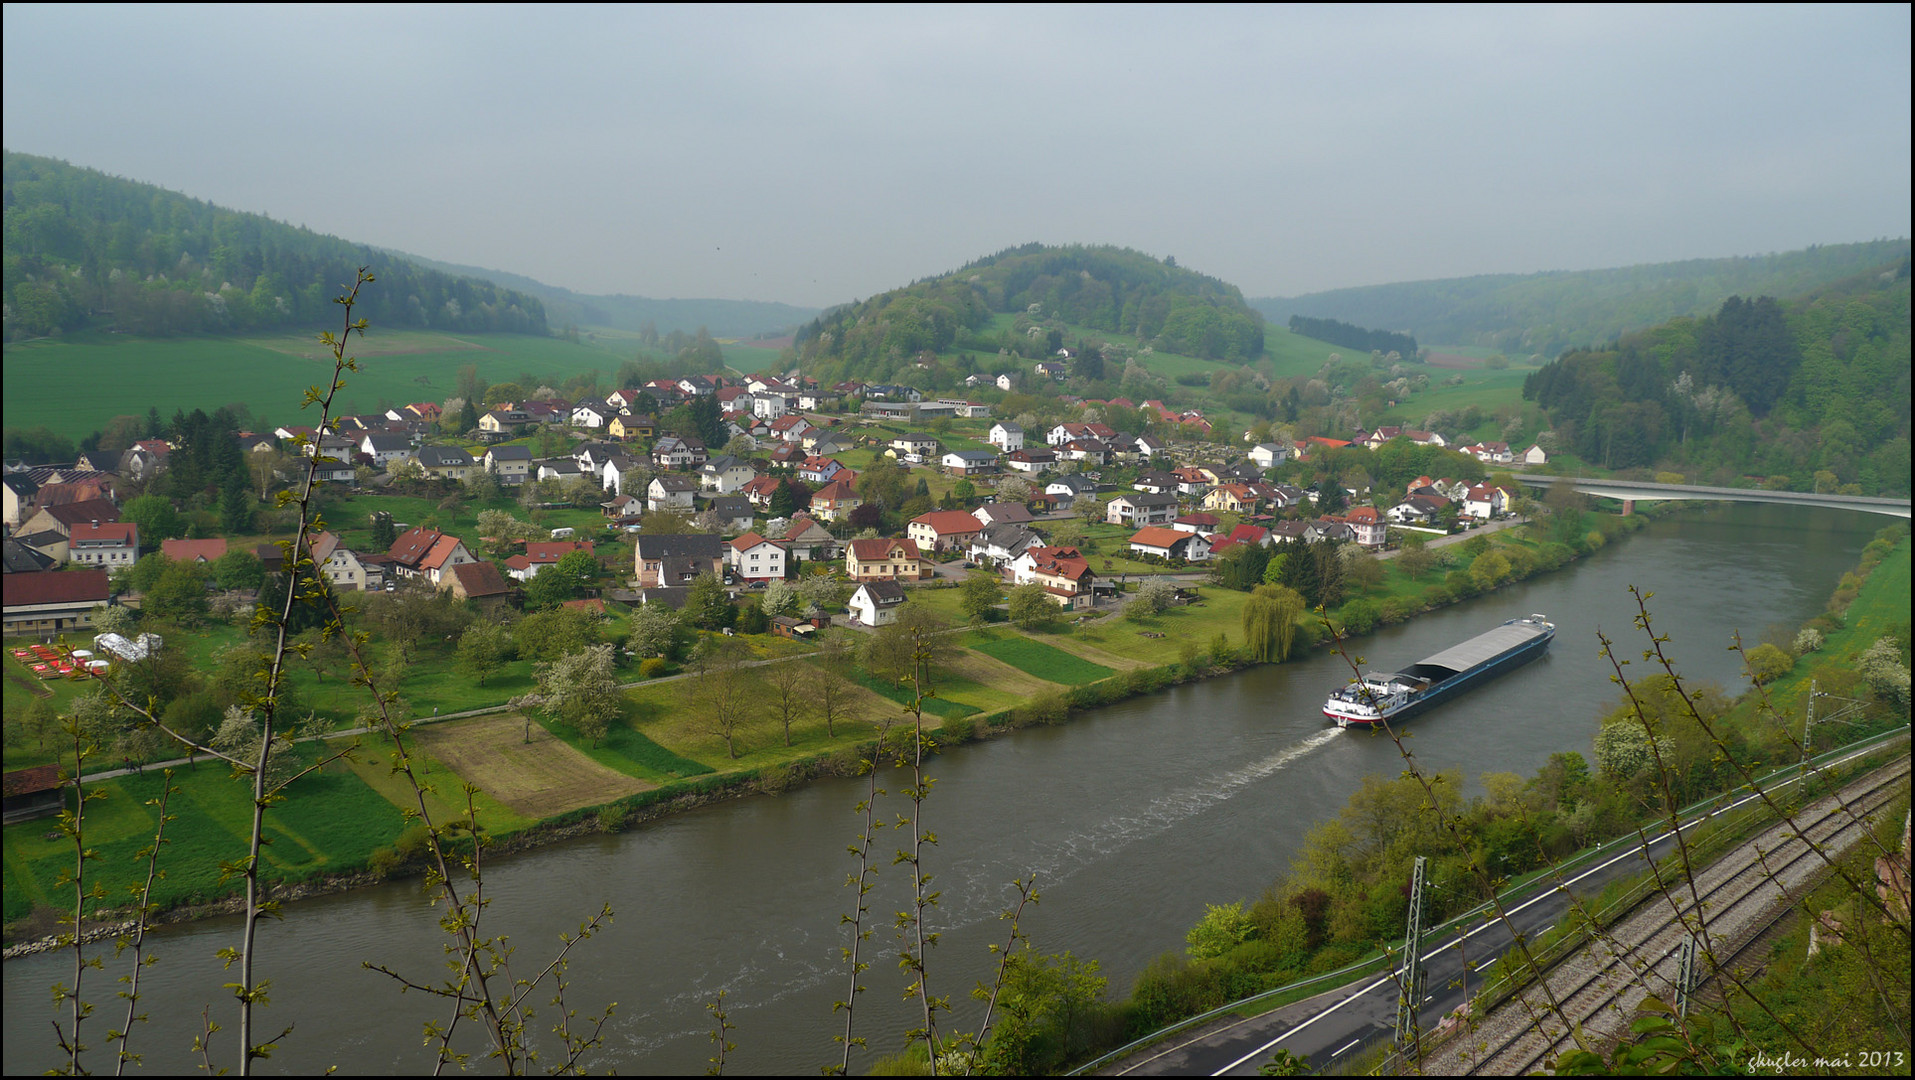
xmin=988 ymin=422 xmax=1025 ymax=452
xmin=1522 ymin=444 xmax=1548 ymax=465
xmin=1249 ymin=443 xmax=1289 ymax=469
xmin=727 ymin=532 xmax=786 ymax=581
xmin=647 ymin=475 xmax=697 ymax=513
xmin=699 ymin=455 xmax=758 ymax=494
xmin=1463 ymin=484 xmax=1507 ymax=520
xmin=848 ymin=580 xmax=907 ymax=626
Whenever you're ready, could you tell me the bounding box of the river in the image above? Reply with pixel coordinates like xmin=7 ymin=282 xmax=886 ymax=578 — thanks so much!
xmin=2 ymin=504 xmax=1887 ymax=1074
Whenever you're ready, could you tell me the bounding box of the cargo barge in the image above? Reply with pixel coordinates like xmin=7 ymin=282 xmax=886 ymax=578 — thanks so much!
xmin=1323 ymin=614 xmax=1555 ymax=728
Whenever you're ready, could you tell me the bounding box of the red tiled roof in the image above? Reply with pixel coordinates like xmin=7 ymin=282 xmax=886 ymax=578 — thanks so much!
xmin=161 ymin=538 xmax=228 ymax=563
xmin=910 ymin=510 xmax=984 ymax=536
xmin=3 ymin=569 xmax=110 ymax=608
xmin=1129 ymin=527 xmax=1194 ymax=548
xmin=70 ymin=521 xmax=137 ymax=545
xmin=3 ymin=763 xmax=64 ymax=797
xmin=447 ymin=560 xmax=509 ymax=597
xmin=848 ymin=537 xmax=921 ymax=561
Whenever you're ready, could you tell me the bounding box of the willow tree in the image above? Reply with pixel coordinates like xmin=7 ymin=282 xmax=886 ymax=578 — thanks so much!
xmin=1242 ymin=584 xmax=1305 ymax=663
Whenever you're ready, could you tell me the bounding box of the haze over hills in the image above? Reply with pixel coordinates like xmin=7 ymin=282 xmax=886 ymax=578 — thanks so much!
xmin=1253 ymin=239 xmax=1911 ymax=357
xmin=389 ymin=251 xmax=818 ymax=340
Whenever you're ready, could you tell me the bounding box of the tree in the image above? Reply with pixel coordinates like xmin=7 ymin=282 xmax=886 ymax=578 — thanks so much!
xmin=865 ymin=602 xmax=956 ymax=690
xmin=959 ymin=573 xmax=1002 ymax=624
xmin=1242 ymin=584 xmax=1304 ymax=663
xmin=798 ymin=573 xmax=848 ymax=618
xmin=1007 ymin=583 xmax=1058 ymax=630
xmin=369 ymin=510 xmax=398 ymax=552
xmin=213 ymin=549 xmax=265 ymax=591
xmin=627 ymin=601 xmax=680 ymax=659
xmin=523 ymin=551 xmax=597 ymax=610
xmin=456 ymin=622 xmax=515 ymax=687
xmin=807 ymin=633 xmax=859 ymax=738
xmin=90 ymin=603 xmax=139 ymax=638
xmin=685 ymin=635 xmax=753 ymax=758
xmin=1469 ymin=549 xmax=1512 ymax=591
xmin=122 ymin=494 xmax=187 ymax=548
xmin=534 ymin=643 xmax=621 ymax=747
xmin=143 ymin=558 xmax=211 ymax=624
xmin=513 ymin=606 xmax=599 ymax=663
xmin=764 ymin=658 xmax=808 ymax=747
xmin=684 ymin=571 xmax=734 ymax=631
xmin=1396 ymin=543 xmax=1436 ymax=582
xmin=641 ymin=510 xmax=693 ymax=535
xmin=1128 ymin=577 xmax=1176 ymax=619
xmin=761 ymin=578 xmax=799 ymax=618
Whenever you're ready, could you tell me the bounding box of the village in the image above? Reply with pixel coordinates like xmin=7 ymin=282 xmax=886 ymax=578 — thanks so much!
xmin=3 ymin=359 xmax=1540 ymax=651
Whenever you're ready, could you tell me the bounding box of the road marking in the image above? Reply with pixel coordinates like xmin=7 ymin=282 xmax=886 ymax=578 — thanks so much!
xmin=1332 ymin=1038 xmax=1361 ymax=1058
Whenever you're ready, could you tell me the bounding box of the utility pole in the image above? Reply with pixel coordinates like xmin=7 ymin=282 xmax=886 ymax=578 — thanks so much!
xmin=1395 ymin=856 xmax=1429 ymax=1051
xmin=1675 ymin=933 xmax=1699 ymax=1018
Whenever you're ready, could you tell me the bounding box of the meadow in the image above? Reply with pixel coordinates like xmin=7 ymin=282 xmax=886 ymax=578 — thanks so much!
xmin=3 ymin=329 xmax=631 ymax=441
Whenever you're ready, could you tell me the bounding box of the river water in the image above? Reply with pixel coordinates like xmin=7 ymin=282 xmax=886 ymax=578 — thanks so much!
xmin=2 ymin=504 xmax=1887 ymax=1074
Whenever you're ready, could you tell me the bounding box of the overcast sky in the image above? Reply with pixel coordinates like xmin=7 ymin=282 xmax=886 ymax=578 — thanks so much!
xmin=4 ymin=4 xmax=1909 ymax=307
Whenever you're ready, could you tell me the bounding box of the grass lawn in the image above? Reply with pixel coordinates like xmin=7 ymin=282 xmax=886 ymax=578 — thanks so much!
xmin=4 ymin=329 xmax=634 ymax=443
xmin=618 ymin=665 xmax=892 ymax=769
xmin=342 ymin=731 xmax=534 ymax=834
xmin=1064 ymin=587 xmax=1252 ymax=665
xmin=963 ymin=630 xmax=1115 ymax=685
xmin=2 ymin=751 xmax=409 ymax=923
xmin=412 ymin=714 xmax=654 ymax=820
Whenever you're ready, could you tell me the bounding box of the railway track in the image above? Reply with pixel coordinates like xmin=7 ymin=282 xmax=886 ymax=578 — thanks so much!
xmin=1434 ymin=759 xmax=1909 ymax=1075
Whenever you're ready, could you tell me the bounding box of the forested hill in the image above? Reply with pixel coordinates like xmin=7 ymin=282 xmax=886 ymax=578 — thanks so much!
xmin=796 ymin=243 xmax=1265 ymax=381
xmin=2 ymin=151 xmax=547 ymax=341
xmin=1522 ymin=257 xmax=1910 ymax=494
xmin=1253 ymin=240 xmax=1910 ymax=357
xmin=389 ymin=250 xmax=817 ymax=338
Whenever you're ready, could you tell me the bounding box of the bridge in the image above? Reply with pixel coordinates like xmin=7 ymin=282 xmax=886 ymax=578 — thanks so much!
xmin=1509 ymin=473 xmax=1911 ymax=519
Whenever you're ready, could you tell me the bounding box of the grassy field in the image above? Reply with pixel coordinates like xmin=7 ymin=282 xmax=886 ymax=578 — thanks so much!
xmin=964 ymin=630 xmax=1115 ymax=685
xmin=3 ymin=329 xmax=632 ymax=441
xmin=2 ymin=752 xmax=409 ymax=923
xmin=414 ymin=715 xmax=654 ymax=819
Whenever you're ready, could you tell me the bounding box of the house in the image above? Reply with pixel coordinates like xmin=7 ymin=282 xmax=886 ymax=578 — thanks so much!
xmin=1133 ymin=470 xmax=1179 ymax=495
xmin=1129 ymin=527 xmax=1210 ymax=562
xmin=3 ymin=569 xmax=111 ymax=635
xmin=941 ymin=450 xmax=999 ymax=476
xmin=995 ymin=373 xmax=1019 ymax=392
xmin=727 ymin=532 xmax=786 ymax=581
xmin=3 ymin=538 xmax=59 ymax=574
xmin=647 ymin=475 xmax=698 ymax=514
xmin=968 ymin=523 xmax=1043 ymax=568
xmin=1005 ymin=447 xmax=1058 ymax=474
xmin=651 ymin=436 xmax=707 ymax=470
xmin=404 ymin=402 xmax=443 ymax=424
xmin=1131 ymin=434 xmax=1168 ymax=459
xmin=1046 ymin=475 xmax=1098 ymax=501
xmin=1106 ymin=492 xmax=1178 ymax=527
xmin=1010 ymin=545 xmax=1095 ymax=610
xmin=1463 ymin=484 xmax=1507 ymax=520
xmin=385 ymin=526 xmax=478 ymax=586
xmin=1203 ymin=483 xmax=1264 ymax=515
xmin=848 ymin=580 xmax=907 ymax=627
xmin=4 ymin=763 xmax=68 ymax=824
xmin=571 ymin=401 xmax=614 ymax=428
xmin=1388 ymin=494 xmax=1451 ymax=525
xmin=1045 ymin=422 xmax=1117 ymax=447
xmin=1060 ymin=438 xmax=1113 ymax=465
xmin=1171 ymin=512 xmax=1220 ymax=534
xmin=809 ymin=478 xmax=861 ymax=522
xmin=602 ymin=493 xmax=643 ymax=519
xmin=361 ymin=433 xmax=414 ymax=465
xmin=478 ymin=409 xmax=530 ymax=438
xmin=1303 ymin=519 xmax=1355 ymax=544
xmin=1335 ymin=506 xmax=1388 ymax=547
xmin=1459 ymin=442 xmax=1514 ymax=465
xmin=536 ymin=460 xmax=585 ymax=486
xmin=1268 ymin=483 xmax=1305 ymax=510
xmin=1269 ymin=520 xmax=1310 ymax=544
xmin=445 ymin=561 xmax=512 ymax=606
xmin=699 ymin=455 xmax=757 ymax=494
xmin=309 ymin=531 xmax=377 ymax=592
xmin=608 ymin=413 xmax=657 ymax=441
xmin=889 ymin=434 xmax=940 ymax=463
xmin=3 ymin=474 xmax=39 ymax=526
xmin=971 ymin=502 xmax=1034 ymax=528
xmin=484 ymin=445 xmax=533 ymax=485
xmin=779 ymin=515 xmax=838 ymax=562
xmin=907 ymin=510 xmax=986 ymax=553
xmin=797 ymin=456 xmax=850 ymax=485
xmin=705 ymin=495 xmax=757 ymax=532
xmin=1034 ymin=360 xmax=1067 ymax=380
xmin=846 ymin=538 xmax=931 ymax=581
xmin=161 ymin=538 xmax=227 ymax=564
xmin=739 ymin=475 xmax=785 ymax=509
xmin=503 ymin=540 xmax=597 ymax=582
xmin=988 ymin=422 xmax=1025 ymax=452
xmin=1220 ymin=523 xmax=1274 ymax=549
xmin=415 ymin=446 xmax=475 ymax=481
xmin=20 ymin=499 xmax=123 ymax=541
xmin=1522 ymin=444 xmax=1548 ymax=466
xmin=606 ymin=388 xmax=650 ymax=411
xmin=1249 ymin=443 xmax=1289 ymax=469
xmin=633 ymin=533 xmax=726 ymax=587
xmin=68 ymin=521 xmax=139 ymax=568
xmin=1171 ymin=467 xmax=1214 ymax=497
xmin=768 ymin=414 xmax=814 ymax=444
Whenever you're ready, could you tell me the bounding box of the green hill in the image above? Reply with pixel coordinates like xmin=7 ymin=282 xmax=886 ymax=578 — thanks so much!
xmin=388 ymin=251 xmax=817 ymax=339
xmin=3 ymin=150 xmax=548 ymax=341
xmin=795 ymin=243 xmax=1266 ymax=383
xmin=1522 ymin=258 xmax=1910 ymax=493
xmin=1254 ymin=240 xmax=1911 ymax=357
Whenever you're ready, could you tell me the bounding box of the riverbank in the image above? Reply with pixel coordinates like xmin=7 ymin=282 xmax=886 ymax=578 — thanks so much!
xmin=0 ymin=505 xmax=1662 ymax=947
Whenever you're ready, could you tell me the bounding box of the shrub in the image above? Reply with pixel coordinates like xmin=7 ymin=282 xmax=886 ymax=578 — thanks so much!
xmin=1793 ymin=628 xmax=1825 ymax=656
xmin=596 ymin=804 xmax=629 ymax=833
xmin=638 ymin=657 xmax=668 ymax=679
xmin=1339 ymin=599 xmax=1381 ymax=636
xmin=1186 ymin=901 xmax=1254 ymax=959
